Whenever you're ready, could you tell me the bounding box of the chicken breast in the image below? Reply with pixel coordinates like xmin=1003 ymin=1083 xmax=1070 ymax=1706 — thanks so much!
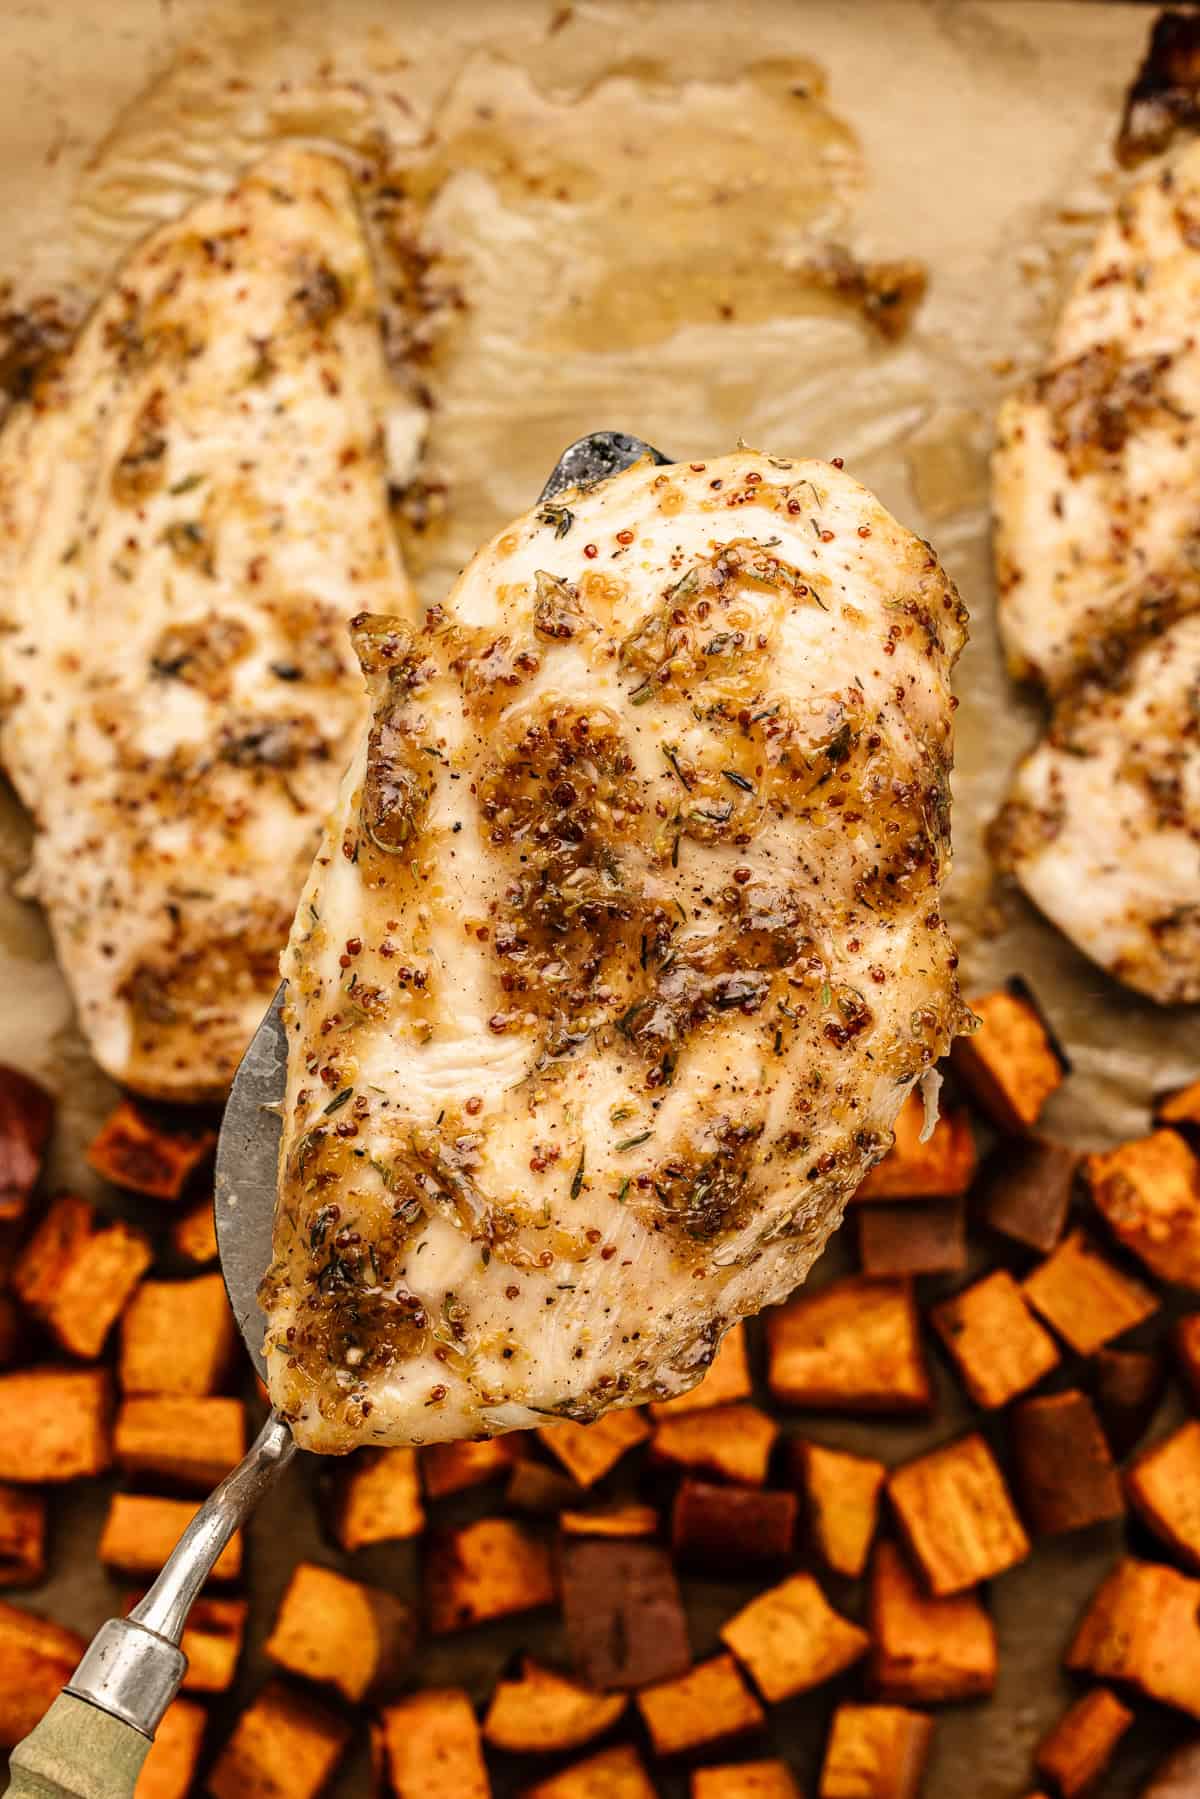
xmin=262 ymin=450 xmax=969 ymax=1451
xmin=0 ymin=147 xmax=413 ymax=1099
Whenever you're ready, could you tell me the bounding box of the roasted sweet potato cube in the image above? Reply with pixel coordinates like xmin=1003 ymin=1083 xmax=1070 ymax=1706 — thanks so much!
xmin=562 ymin=1502 xmax=659 ymax=1538
xmin=854 ymin=1092 xmax=976 ymax=1200
xmin=1127 ymin=1420 xmax=1200 ymax=1570
xmin=1034 ymin=1688 xmax=1133 ymax=1798
xmin=975 ymin=1137 xmax=1078 ymax=1253
xmin=1089 ymin=1346 xmax=1166 ymax=1458
xmin=12 ymin=1193 xmax=152 ymax=1358
xmin=887 ymin=1433 xmax=1029 ymax=1595
xmin=692 ymin=1765 xmax=801 ymax=1799
xmin=483 ymin=1657 xmax=627 ymax=1754
xmin=171 ymin=1198 xmax=217 ymax=1266
xmin=86 ymin=1100 xmax=215 ymax=1202
xmin=1177 ymin=1312 xmax=1200 ymax=1405
xmin=374 ymin=1688 xmax=490 ymax=1799
xmin=868 ymin=1539 xmax=996 ymax=1703
xmin=1141 ymin=1742 xmax=1200 ymax=1796
xmin=767 ymin=1277 xmax=930 ymax=1413
xmin=1067 ymin=1557 xmax=1200 ymax=1719
xmin=1086 ymin=1130 xmax=1200 ymax=1290
xmin=208 ymin=1679 xmax=349 ymax=1799
xmin=507 ymin=1460 xmax=581 ymax=1515
xmin=0 ymin=1485 xmax=46 ymax=1588
xmin=426 ymin=1517 xmax=555 ymax=1635
xmin=540 ymin=1408 xmax=650 ymax=1488
xmin=1010 ymin=1391 xmax=1124 ymax=1538
xmin=795 ymin=1441 xmax=885 ymax=1580
xmin=857 ymin=1198 xmax=966 ymax=1277
xmin=951 ymin=984 xmax=1065 ymax=1132
xmin=0 ymin=1368 xmax=111 ymax=1482
xmin=1023 ymin=1229 xmax=1158 ymax=1355
xmin=333 ymin=1445 xmax=424 ymax=1549
xmin=1158 ymin=1078 xmax=1200 ymax=1126
xmin=265 ymin=1561 xmax=414 ymax=1703
xmin=524 ymin=1745 xmax=654 ymax=1799
xmin=637 ymin=1653 xmax=765 ymax=1758
xmin=651 ymin=1403 xmax=777 ymax=1487
xmin=136 ymin=1697 xmax=206 ymax=1799
xmin=422 ymin=1436 xmax=520 ymax=1499
xmin=651 ymin=1325 xmax=753 ymax=1419
xmin=0 ymin=1600 xmax=85 ymax=1747
xmin=672 ymin=1481 xmax=796 ymax=1569
xmin=561 ymin=1538 xmax=690 ymax=1691
xmin=120 ymin=1274 xmax=236 ymax=1396
xmin=819 ymin=1704 xmax=934 ymax=1799
xmin=179 ymin=1596 xmax=246 ymax=1694
xmin=115 ymin=1395 xmax=245 ymax=1489
xmin=930 ymin=1270 xmax=1059 ymax=1409
xmin=100 ymin=1494 xmax=241 ymax=1582
xmin=0 ymin=1065 xmax=53 ymax=1223
xmin=721 ymin=1573 xmax=868 ymax=1703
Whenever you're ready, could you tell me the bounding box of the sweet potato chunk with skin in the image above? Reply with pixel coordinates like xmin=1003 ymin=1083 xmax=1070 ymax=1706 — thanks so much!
xmin=13 ymin=1193 xmax=152 ymax=1358
xmin=931 ymin=1269 xmax=1059 ymax=1409
xmin=1090 ymin=1346 xmax=1166 ymax=1458
xmin=721 ymin=1573 xmax=868 ymax=1703
xmin=672 ymin=1482 xmax=796 ymax=1568
xmin=795 ymin=1441 xmax=885 ymax=1580
xmin=1034 ymin=1688 xmax=1133 ymax=1798
xmin=1087 ymin=1130 xmax=1200 ymax=1289
xmin=562 ymin=1502 xmax=659 ymax=1538
xmin=868 ymin=1539 xmax=996 ymax=1703
xmin=1177 ymin=1312 xmax=1200 ymax=1405
xmin=426 ymin=1518 xmax=555 ymax=1635
xmin=819 ymin=1704 xmax=934 ymax=1799
xmin=540 ymin=1407 xmax=651 ymax=1488
xmin=209 ymin=1679 xmax=350 ymax=1799
xmin=422 ymin=1436 xmax=520 ymax=1499
xmin=171 ymin=1198 xmax=217 ymax=1265
xmin=483 ymin=1657 xmax=627 ymax=1754
xmin=1023 ymin=1229 xmax=1158 ymax=1355
xmin=119 ymin=1274 xmax=236 ymax=1396
xmin=637 ymin=1653 xmax=765 ymax=1758
xmin=374 ymin=1688 xmax=489 ymax=1799
xmin=767 ymin=1277 xmax=931 ymax=1413
xmin=651 ymin=1325 xmax=752 ymax=1419
xmin=334 ymin=1445 xmax=424 ymax=1549
xmin=888 ymin=1433 xmax=1029 ymax=1595
xmin=651 ymin=1403 xmax=777 ymax=1487
xmin=561 ymin=1538 xmax=690 ymax=1691
xmin=0 ymin=1368 xmax=111 ymax=1482
xmin=0 ymin=1485 xmax=46 ymax=1587
xmin=86 ymin=1099 xmax=215 ymax=1201
xmin=857 ymin=1198 xmax=966 ymax=1278
xmin=1010 ymin=1391 xmax=1124 ymax=1538
xmin=1067 ymin=1557 xmax=1200 ymax=1720
xmin=136 ymin=1698 xmax=206 ymax=1799
xmin=0 ymin=1064 xmax=53 ymax=1223
xmin=101 ymin=1493 xmax=241 ymax=1581
xmin=523 ymin=1745 xmax=655 ymax=1799
xmin=0 ymin=1600 xmax=85 ymax=1747
xmin=1127 ymin=1420 xmax=1200 ymax=1570
xmin=115 ymin=1395 xmax=245 ymax=1488
xmin=692 ymin=1765 xmax=801 ymax=1799
xmin=265 ymin=1561 xmax=414 ymax=1703
xmin=975 ymin=1137 xmax=1077 ymax=1253
xmin=854 ymin=1091 xmax=976 ymax=1200
xmin=950 ymin=985 xmax=1065 ymax=1132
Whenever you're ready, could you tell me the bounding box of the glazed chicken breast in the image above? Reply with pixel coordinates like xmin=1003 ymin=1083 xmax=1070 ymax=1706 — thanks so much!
xmin=992 ymin=140 xmax=1200 ymax=1001
xmin=262 ymin=450 xmax=969 ymax=1451
xmin=0 ymin=147 xmax=414 ymax=1099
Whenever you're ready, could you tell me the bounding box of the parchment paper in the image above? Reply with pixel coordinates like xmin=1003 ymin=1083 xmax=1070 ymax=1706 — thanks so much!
xmin=0 ymin=5 xmax=1195 ymax=1794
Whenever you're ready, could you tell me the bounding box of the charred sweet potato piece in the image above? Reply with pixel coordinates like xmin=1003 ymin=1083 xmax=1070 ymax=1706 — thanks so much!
xmin=0 ymin=1295 xmax=24 ymax=1370
xmin=333 ymin=1446 xmax=425 ymax=1549
xmin=691 ymin=1765 xmax=801 ymax=1799
xmin=0 ymin=1485 xmax=46 ymax=1588
xmin=950 ymin=983 xmax=1065 ymax=1133
xmin=422 ymin=1436 xmax=521 ymax=1500
xmin=1023 ymin=1229 xmax=1158 ymax=1355
xmin=0 ymin=1600 xmax=86 ymax=1747
xmin=819 ymin=1704 xmax=934 ymax=1799
xmin=136 ymin=1698 xmax=206 ymax=1799
xmin=540 ymin=1408 xmax=650 ymax=1489
xmin=0 ymin=1367 xmax=111 ymax=1482
xmin=637 ymin=1653 xmax=765 ymax=1758
xmin=887 ymin=1433 xmax=1029 ymax=1596
xmin=119 ymin=1274 xmax=236 ymax=1396
xmin=115 ymin=1395 xmax=245 ymax=1489
xmin=1177 ymin=1312 xmax=1200 ymax=1406
xmin=561 ymin=1538 xmax=691 ymax=1692
xmin=561 ymin=1503 xmax=659 ymax=1539
xmin=721 ymin=1573 xmax=868 ymax=1703
xmin=1067 ymin=1557 xmax=1200 ymax=1719
xmin=374 ymin=1688 xmax=489 ymax=1799
xmin=1126 ymin=1421 xmax=1200 ymax=1571
xmin=651 ymin=1403 xmax=777 ymax=1487
xmin=86 ymin=1100 xmax=215 ymax=1202
xmin=1010 ymin=1391 xmax=1124 ymax=1538
xmin=524 ymin=1745 xmax=655 ymax=1799
xmin=0 ymin=1065 xmax=53 ymax=1224
xmin=171 ymin=1199 xmax=217 ymax=1266
xmin=794 ymin=1441 xmax=885 ymax=1580
xmin=1034 ymin=1688 xmax=1133 ymax=1798
xmin=483 ymin=1657 xmax=627 ymax=1754
xmin=507 ymin=1460 xmax=582 ymax=1516
xmin=12 ymin=1193 xmax=152 ymax=1358
xmin=974 ymin=1137 xmax=1078 ymax=1254
xmin=209 ymin=1679 xmax=350 ymax=1799
xmin=853 ymin=1091 xmax=976 ymax=1200
xmin=426 ymin=1518 xmax=555 ymax=1635
xmin=651 ymin=1325 xmax=752 ymax=1419
xmin=1089 ymin=1346 xmax=1167 ymax=1459
xmin=265 ymin=1561 xmax=414 ymax=1703
xmin=1086 ymin=1128 xmax=1200 ymax=1288
xmin=100 ymin=1493 xmax=241 ymax=1582
xmin=930 ymin=1269 xmax=1059 ymax=1409
xmin=868 ymin=1539 xmax=996 ymax=1703
xmin=767 ymin=1277 xmax=930 ymax=1413
xmin=672 ymin=1481 xmax=796 ymax=1569
xmin=857 ymin=1198 xmax=966 ymax=1278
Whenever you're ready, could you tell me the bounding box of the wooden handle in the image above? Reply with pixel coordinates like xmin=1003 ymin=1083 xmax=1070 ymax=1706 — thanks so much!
xmin=4 ymin=1692 xmax=150 ymax=1799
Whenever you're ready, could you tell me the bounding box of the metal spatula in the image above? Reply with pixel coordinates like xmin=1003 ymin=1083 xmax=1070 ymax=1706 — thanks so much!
xmin=2 ymin=431 xmax=667 ymax=1799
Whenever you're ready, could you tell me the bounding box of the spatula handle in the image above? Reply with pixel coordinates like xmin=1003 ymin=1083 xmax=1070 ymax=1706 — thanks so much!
xmin=5 ymin=1693 xmax=151 ymax=1799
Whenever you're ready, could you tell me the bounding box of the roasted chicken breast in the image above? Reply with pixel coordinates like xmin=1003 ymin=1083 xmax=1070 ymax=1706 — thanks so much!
xmin=0 ymin=147 xmax=413 ymax=1099
xmin=262 ymin=450 xmax=969 ymax=1451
